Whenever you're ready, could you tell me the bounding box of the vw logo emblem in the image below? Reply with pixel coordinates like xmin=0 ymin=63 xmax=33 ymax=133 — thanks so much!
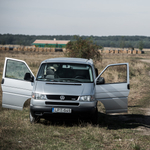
xmin=60 ymin=95 xmax=65 ymax=100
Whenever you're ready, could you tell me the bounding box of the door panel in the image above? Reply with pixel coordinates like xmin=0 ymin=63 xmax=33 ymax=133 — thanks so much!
xmin=1 ymin=57 xmax=34 ymax=110
xmin=95 ymin=63 xmax=130 ymax=113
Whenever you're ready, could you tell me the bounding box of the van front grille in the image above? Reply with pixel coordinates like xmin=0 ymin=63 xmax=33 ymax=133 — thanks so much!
xmin=46 ymin=95 xmax=78 ymax=101
xmin=45 ymin=102 xmax=79 ymax=106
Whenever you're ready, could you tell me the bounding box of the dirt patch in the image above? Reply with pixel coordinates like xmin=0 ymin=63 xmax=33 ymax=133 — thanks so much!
xmin=135 ymin=126 xmax=150 ymax=135
xmin=139 ymin=108 xmax=150 ymax=116
xmin=140 ymin=59 xmax=150 ymax=63
xmin=106 ymin=59 xmax=150 ymax=135
xmin=130 ymin=59 xmax=150 ymax=135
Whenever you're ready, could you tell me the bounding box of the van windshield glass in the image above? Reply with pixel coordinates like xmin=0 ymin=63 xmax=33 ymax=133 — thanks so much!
xmin=36 ymin=63 xmax=93 ymax=83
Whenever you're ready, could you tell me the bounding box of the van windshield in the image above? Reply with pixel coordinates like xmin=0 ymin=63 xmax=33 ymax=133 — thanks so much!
xmin=36 ymin=63 xmax=94 ymax=83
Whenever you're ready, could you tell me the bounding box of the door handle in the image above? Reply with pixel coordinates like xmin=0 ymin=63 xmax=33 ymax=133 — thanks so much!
xmin=127 ymin=84 xmax=130 ymax=89
xmin=1 ymin=78 xmax=4 ymax=84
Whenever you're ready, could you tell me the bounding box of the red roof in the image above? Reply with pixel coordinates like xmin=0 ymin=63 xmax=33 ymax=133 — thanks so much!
xmin=33 ymin=39 xmax=70 ymax=44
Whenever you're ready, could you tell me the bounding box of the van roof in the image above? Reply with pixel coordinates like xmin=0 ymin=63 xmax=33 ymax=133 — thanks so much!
xmin=42 ymin=57 xmax=93 ymax=65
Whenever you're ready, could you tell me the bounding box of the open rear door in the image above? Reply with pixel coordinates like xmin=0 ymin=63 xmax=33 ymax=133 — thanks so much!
xmin=1 ymin=57 xmax=35 ymax=110
xmin=95 ymin=63 xmax=130 ymax=113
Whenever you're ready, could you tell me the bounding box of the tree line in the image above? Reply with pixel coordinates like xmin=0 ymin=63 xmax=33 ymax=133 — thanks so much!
xmin=0 ymin=34 xmax=150 ymax=49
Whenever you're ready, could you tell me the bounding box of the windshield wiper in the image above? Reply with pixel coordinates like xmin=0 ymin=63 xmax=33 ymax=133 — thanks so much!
xmin=60 ymin=78 xmax=82 ymax=83
xmin=37 ymin=78 xmax=59 ymax=82
xmin=50 ymin=80 xmax=59 ymax=82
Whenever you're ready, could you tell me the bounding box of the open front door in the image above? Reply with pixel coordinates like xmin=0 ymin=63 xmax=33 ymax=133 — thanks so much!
xmin=95 ymin=63 xmax=130 ymax=113
xmin=1 ymin=57 xmax=35 ymax=110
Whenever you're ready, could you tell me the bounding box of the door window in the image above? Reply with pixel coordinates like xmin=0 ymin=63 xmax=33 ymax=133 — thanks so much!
xmin=5 ymin=59 xmax=30 ymax=80
xmin=100 ymin=64 xmax=127 ymax=84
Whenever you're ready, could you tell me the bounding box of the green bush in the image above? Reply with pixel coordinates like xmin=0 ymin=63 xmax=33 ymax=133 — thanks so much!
xmin=65 ymin=37 xmax=102 ymax=61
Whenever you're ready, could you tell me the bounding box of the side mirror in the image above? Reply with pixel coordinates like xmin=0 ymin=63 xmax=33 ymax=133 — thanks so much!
xmin=96 ymin=77 xmax=105 ymax=85
xmin=24 ymin=73 xmax=34 ymax=82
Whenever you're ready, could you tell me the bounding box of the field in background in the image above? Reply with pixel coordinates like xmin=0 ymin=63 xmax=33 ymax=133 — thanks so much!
xmin=0 ymin=45 xmax=146 ymax=54
xmin=0 ymin=51 xmax=150 ymax=149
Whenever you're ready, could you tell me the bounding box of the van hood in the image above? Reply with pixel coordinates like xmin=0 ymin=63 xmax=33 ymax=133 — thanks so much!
xmin=35 ymin=82 xmax=94 ymax=96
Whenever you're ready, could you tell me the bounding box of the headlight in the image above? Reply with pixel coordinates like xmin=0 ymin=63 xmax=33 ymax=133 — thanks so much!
xmin=32 ymin=92 xmax=47 ymax=100
xmin=79 ymin=96 xmax=94 ymax=102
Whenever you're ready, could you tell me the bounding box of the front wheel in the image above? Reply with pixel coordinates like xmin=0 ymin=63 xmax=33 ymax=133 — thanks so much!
xmin=90 ymin=108 xmax=98 ymax=125
xmin=30 ymin=112 xmax=40 ymax=124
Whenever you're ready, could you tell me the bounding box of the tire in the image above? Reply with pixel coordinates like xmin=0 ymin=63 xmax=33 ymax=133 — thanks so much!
xmin=90 ymin=108 xmax=98 ymax=125
xmin=30 ymin=112 xmax=40 ymax=124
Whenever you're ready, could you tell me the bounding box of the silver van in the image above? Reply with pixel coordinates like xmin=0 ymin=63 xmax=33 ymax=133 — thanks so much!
xmin=1 ymin=57 xmax=130 ymax=123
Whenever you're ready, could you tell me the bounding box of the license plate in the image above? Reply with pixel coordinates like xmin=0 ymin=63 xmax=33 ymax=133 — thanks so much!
xmin=52 ymin=108 xmax=72 ymax=113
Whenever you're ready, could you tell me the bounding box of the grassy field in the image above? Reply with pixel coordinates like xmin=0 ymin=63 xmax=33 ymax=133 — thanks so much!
xmin=0 ymin=51 xmax=150 ymax=150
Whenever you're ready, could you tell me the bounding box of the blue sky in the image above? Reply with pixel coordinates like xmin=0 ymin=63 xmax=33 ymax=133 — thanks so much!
xmin=0 ymin=0 xmax=150 ymax=36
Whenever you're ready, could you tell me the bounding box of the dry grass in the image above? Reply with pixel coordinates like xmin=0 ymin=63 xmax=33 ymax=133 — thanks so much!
xmin=0 ymin=51 xmax=150 ymax=150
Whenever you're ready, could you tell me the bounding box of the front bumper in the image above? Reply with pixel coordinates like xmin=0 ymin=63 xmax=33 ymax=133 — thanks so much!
xmin=30 ymin=103 xmax=97 ymax=120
